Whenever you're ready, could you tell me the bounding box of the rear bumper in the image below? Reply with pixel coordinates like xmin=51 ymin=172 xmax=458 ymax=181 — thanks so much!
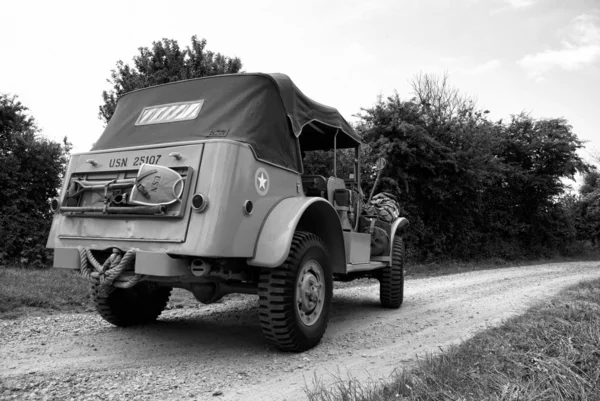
xmin=53 ymin=247 xmax=191 ymax=277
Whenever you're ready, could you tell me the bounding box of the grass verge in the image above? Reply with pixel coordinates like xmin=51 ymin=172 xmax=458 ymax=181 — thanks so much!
xmin=306 ymin=277 xmax=600 ymax=401
xmin=0 ymin=265 xmax=216 ymax=319
xmin=0 ymin=266 xmax=92 ymax=319
xmin=405 ymin=246 xmax=600 ymax=279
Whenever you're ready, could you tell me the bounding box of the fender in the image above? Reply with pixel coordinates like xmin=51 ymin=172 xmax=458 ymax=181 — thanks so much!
xmin=389 ymin=217 xmax=410 ymax=256
xmin=247 ymin=197 xmax=346 ymax=273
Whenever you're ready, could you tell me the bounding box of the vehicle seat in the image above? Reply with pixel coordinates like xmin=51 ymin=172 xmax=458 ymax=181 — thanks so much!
xmin=326 ymin=177 xmax=346 ymax=204
xmin=301 ymin=175 xmax=327 ymax=197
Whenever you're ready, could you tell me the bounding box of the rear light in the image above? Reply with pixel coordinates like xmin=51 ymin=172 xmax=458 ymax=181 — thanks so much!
xmin=192 ymin=193 xmax=208 ymax=212
xmin=243 ymin=200 xmax=253 ymax=215
xmin=50 ymin=198 xmax=60 ymax=213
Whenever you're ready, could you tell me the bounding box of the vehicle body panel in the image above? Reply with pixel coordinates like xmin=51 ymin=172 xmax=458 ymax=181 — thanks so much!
xmin=48 ymin=140 xmax=299 ymax=260
xmin=343 ymin=232 xmax=371 ymax=264
xmin=54 ymin=144 xmax=201 ymax=243
xmin=247 ymin=197 xmax=347 ymax=273
xmin=185 ymin=141 xmax=298 ymax=257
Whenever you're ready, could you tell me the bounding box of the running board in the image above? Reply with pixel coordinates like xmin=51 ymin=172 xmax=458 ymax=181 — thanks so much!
xmin=346 ymin=261 xmax=386 ymax=273
xmin=370 ymin=255 xmax=391 ymax=263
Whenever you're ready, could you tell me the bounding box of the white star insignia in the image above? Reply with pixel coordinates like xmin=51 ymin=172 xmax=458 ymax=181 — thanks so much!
xmin=258 ymin=173 xmax=267 ymax=190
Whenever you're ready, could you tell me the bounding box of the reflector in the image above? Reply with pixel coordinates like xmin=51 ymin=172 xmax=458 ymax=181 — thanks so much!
xmin=192 ymin=193 xmax=208 ymax=212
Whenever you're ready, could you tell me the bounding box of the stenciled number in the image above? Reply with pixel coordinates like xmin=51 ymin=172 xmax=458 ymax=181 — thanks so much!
xmin=133 ymin=155 xmax=162 ymax=166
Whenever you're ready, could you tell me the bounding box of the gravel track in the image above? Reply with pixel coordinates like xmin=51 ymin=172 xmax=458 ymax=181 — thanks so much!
xmin=1 ymin=261 xmax=599 ymax=401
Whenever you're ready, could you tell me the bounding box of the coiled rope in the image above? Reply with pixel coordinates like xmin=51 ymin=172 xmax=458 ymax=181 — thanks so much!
xmin=77 ymin=247 xmax=144 ymax=289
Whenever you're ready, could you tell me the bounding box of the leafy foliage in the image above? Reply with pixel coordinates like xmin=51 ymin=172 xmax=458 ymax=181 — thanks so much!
xmin=579 ymin=170 xmax=600 ymax=196
xmin=99 ymin=36 xmax=243 ymax=123
xmin=352 ymin=73 xmax=590 ymax=262
xmin=0 ymin=94 xmax=71 ymax=267
xmin=572 ymin=171 xmax=600 ymax=246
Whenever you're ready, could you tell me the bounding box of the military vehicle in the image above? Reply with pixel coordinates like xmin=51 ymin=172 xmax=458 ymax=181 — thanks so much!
xmin=47 ymin=73 xmax=409 ymax=352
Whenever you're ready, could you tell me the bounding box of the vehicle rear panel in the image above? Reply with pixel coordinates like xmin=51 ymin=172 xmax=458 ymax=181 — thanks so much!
xmin=47 ymin=140 xmax=300 ymax=262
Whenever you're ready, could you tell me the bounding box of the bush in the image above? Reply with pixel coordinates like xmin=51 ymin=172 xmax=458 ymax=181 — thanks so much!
xmin=0 ymin=94 xmax=71 ymax=267
xmin=354 ymin=74 xmax=590 ymax=263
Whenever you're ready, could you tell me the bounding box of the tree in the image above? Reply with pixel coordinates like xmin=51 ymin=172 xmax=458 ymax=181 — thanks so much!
xmin=580 ymin=171 xmax=600 ymax=196
xmin=573 ymin=170 xmax=600 ymax=246
xmin=588 ymin=148 xmax=600 ymax=166
xmin=99 ymin=36 xmax=243 ymax=123
xmin=410 ymin=71 xmax=480 ymax=129
xmin=0 ymin=94 xmax=71 ymax=267
xmin=357 ymin=78 xmax=504 ymax=261
xmin=496 ymin=114 xmax=588 ymax=245
xmin=575 ymin=191 xmax=600 ymax=246
xmin=356 ymin=73 xmax=590 ymax=262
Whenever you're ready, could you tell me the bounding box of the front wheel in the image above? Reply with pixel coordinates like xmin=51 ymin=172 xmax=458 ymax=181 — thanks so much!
xmin=258 ymin=231 xmax=333 ymax=352
xmin=379 ymin=236 xmax=405 ymax=308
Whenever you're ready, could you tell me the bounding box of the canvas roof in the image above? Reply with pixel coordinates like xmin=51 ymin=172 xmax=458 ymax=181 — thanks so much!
xmin=91 ymin=73 xmax=360 ymax=170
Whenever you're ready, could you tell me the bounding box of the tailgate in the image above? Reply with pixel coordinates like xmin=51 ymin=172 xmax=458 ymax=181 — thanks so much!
xmin=56 ymin=144 xmax=203 ymax=243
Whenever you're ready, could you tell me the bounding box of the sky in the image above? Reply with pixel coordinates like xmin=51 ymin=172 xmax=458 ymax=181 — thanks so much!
xmin=1 ymin=0 xmax=599 ymax=172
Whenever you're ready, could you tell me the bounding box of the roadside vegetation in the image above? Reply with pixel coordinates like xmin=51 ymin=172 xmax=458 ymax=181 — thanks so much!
xmin=307 ymin=277 xmax=600 ymax=401
xmin=0 ymin=265 xmax=206 ymax=319
xmin=405 ymin=245 xmax=600 ymax=279
xmin=0 ymin=265 xmax=91 ymax=319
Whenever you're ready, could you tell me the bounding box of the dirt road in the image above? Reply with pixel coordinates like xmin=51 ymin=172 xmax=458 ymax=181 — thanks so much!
xmin=1 ymin=261 xmax=599 ymax=401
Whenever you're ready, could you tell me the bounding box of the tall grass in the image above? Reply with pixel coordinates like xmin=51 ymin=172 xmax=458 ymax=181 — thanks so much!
xmin=0 ymin=266 xmax=91 ymax=318
xmin=307 ymin=278 xmax=600 ymax=401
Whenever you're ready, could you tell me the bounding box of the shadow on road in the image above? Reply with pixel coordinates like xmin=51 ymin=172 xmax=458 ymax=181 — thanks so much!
xmin=31 ymin=288 xmax=408 ymax=371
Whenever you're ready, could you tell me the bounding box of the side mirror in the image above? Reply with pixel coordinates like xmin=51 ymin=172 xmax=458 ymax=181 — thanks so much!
xmin=375 ymin=157 xmax=387 ymax=171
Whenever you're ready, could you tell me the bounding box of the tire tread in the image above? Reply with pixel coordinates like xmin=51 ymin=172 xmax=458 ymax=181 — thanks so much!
xmin=258 ymin=231 xmax=331 ymax=352
xmin=380 ymin=237 xmax=405 ymax=308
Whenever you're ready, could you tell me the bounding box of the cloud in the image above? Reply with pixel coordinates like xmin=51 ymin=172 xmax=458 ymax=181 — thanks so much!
xmin=342 ymin=42 xmax=377 ymax=65
xmin=329 ymin=0 xmax=395 ymax=26
xmin=462 ymin=59 xmax=501 ymax=74
xmin=479 ymin=0 xmax=537 ymax=14
xmin=518 ymin=13 xmax=600 ymax=80
xmin=564 ymin=13 xmax=600 ymax=45
xmin=422 ymin=58 xmax=500 ymax=75
xmin=503 ymin=0 xmax=536 ymax=8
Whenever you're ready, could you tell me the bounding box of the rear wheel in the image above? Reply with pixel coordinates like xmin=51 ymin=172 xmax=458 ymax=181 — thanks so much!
xmin=91 ymin=282 xmax=171 ymax=327
xmin=380 ymin=236 xmax=405 ymax=308
xmin=258 ymin=231 xmax=333 ymax=352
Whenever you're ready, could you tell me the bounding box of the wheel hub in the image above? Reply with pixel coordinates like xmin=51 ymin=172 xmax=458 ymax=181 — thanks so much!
xmin=296 ymin=260 xmax=325 ymax=326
